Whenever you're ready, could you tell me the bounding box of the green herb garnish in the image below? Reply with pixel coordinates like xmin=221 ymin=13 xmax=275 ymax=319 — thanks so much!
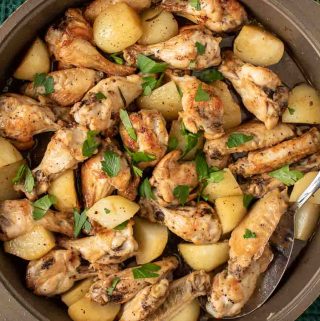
xmin=101 ymin=150 xmax=121 ymax=177
xmin=34 ymin=73 xmax=55 ymax=95
xmin=195 ymin=152 xmax=209 ymax=181
xmin=104 ymin=208 xmax=111 ymax=214
xmin=269 ymin=165 xmax=304 ymax=186
xmin=73 ymin=208 xmax=91 ymax=238
xmin=132 ymin=165 xmax=143 ymax=177
xmin=32 ymin=194 xmax=56 ymax=221
xmin=137 ymin=55 xmax=168 ymax=74
xmin=243 ymin=228 xmax=257 ymax=239
xmin=132 ymin=263 xmax=161 ymax=279
xmin=12 ymin=164 xmax=35 ymax=193
xmin=109 ymin=53 xmax=124 ymax=65
xmin=120 ymin=109 xmax=137 ymax=141
xmin=107 ymin=277 xmax=120 ymax=296
xmin=208 ymin=168 xmax=224 ymax=183
xmin=189 ymin=0 xmax=201 ymax=10
xmin=173 ymin=185 xmax=190 ymax=205
xmin=142 ymin=74 xmax=164 ymax=96
xmin=243 ymin=194 xmax=254 ymax=209
xmin=168 ymin=136 xmax=179 ymax=151
xmin=95 ymin=92 xmax=106 ymax=101
xmin=192 ymin=68 xmax=224 ymax=83
xmin=195 ymin=42 xmax=206 ymax=55
xmin=114 ymin=220 xmax=129 ymax=230
xmin=195 ymin=84 xmax=210 ymax=102
xmin=226 ymin=133 xmax=254 ymax=148
xmin=82 ymin=130 xmax=100 ymax=157
xmin=288 ymin=107 xmax=295 ymax=115
xmin=139 ymin=178 xmax=155 ymax=200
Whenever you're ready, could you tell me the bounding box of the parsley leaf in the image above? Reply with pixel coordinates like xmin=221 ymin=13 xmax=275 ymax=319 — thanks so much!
xmin=120 ymin=109 xmax=137 ymax=141
xmin=101 ymin=150 xmax=121 ymax=177
xmin=173 ymin=185 xmax=190 ymax=205
xmin=195 ymin=84 xmax=210 ymax=102
xmin=73 ymin=208 xmax=91 ymax=238
xmin=189 ymin=0 xmax=201 ymax=10
xmin=137 ymin=54 xmax=168 ymax=74
xmin=125 ymin=148 xmax=156 ymax=164
xmin=114 ymin=220 xmax=129 ymax=230
xmin=180 ymin=122 xmax=200 ymax=157
xmin=34 ymin=73 xmax=55 ymax=95
xmin=139 ymin=178 xmax=155 ymax=199
xmin=269 ymin=165 xmax=304 ymax=186
xmin=12 ymin=164 xmax=35 ymax=193
xmin=226 ymin=133 xmax=254 ymax=148
xmin=208 ymin=168 xmax=224 ymax=183
xmin=32 ymin=194 xmax=56 ymax=220
xmin=195 ymin=42 xmax=206 ymax=55
xmin=132 ymin=263 xmax=161 ymax=279
xmin=142 ymin=74 xmax=164 ymax=96
xmin=189 ymin=60 xmax=197 ymax=69
xmin=107 ymin=277 xmax=120 ymax=296
xmin=243 ymin=194 xmax=254 ymax=209
xmin=82 ymin=130 xmax=100 ymax=157
xmin=132 ymin=165 xmax=143 ymax=177
xmin=288 ymin=107 xmax=295 ymax=115
xmin=195 ymin=152 xmax=209 ymax=181
xmin=192 ymin=68 xmax=224 ymax=83
xmin=104 ymin=208 xmax=111 ymax=214
xmin=176 ymin=85 xmax=183 ymax=97
xmin=95 ymin=92 xmax=106 ymax=101
xmin=109 ymin=53 xmax=124 ymax=65
xmin=168 ymin=136 xmax=179 ymax=151
xmin=243 ymin=228 xmax=257 ymax=239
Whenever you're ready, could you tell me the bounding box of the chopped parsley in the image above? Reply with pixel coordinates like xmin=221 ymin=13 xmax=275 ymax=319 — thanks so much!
xmin=132 ymin=263 xmax=161 ymax=279
xmin=173 ymin=185 xmax=190 ymax=206
xmin=32 ymin=194 xmax=56 ymax=221
xmin=137 ymin=55 xmax=168 ymax=74
xmin=82 ymin=130 xmax=100 ymax=157
xmin=269 ymin=165 xmax=304 ymax=186
xmin=195 ymin=84 xmax=210 ymax=102
xmin=34 ymin=73 xmax=55 ymax=95
xmin=120 ymin=109 xmax=137 ymax=141
xmin=243 ymin=228 xmax=257 ymax=239
xmin=107 ymin=277 xmax=120 ymax=296
xmin=139 ymin=178 xmax=155 ymax=200
xmin=73 ymin=208 xmax=91 ymax=238
xmin=226 ymin=133 xmax=254 ymax=148
xmin=101 ymin=150 xmax=121 ymax=177
xmin=12 ymin=163 xmax=34 ymax=193
xmin=192 ymin=68 xmax=224 ymax=83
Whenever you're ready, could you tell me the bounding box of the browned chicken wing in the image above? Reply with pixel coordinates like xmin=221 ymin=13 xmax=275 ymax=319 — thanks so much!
xmin=0 ymin=93 xmax=59 ymax=146
xmin=22 ymin=68 xmax=103 ymax=107
xmin=150 ymin=150 xmax=198 ymax=206
xmin=85 ymin=0 xmax=151 ymax=22
xmin=89 ymin=256 xmax=178 ymax=304
xmin=145 ymin=271 xmax=211 ymax=321
xmin=71 ymin=75 xmax=142 ymax=132
xmin=120 ymin=279 xmax=170 ymax=321
xmin=0 ymin=199 xmax=74 ymax=241
xmin=219 ymin=51 xmax=289 ymax=129
xmin=229 ymin=127 xmax=320 ymax=177
xmin=119 ymin=110 xmax=169 ymax=169
xmin=45 ymin=8 xmax=134 ymax=76
xmin=228 ymin=188 xmax=288 ymax=278
xmin=170 ymin=75 xmax=224 ymax=139
xmin=293 ymin=151 xmax=320 ymax=173
xmin=124 ymin=26 xmax=221 ymax=70
xmin=161 ymin=0 xmax=247 ymax=33
xmin=139 ymin=199 xmax=222 ymax=244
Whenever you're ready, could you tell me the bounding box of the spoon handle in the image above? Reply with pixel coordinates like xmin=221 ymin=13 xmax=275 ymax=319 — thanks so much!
xmin=296 ymin=171 xmax=320 ymax=209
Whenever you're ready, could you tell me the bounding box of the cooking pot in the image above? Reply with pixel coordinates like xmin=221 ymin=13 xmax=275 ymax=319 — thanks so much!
xmin=0 ymin=0 xmax=319 ymax=320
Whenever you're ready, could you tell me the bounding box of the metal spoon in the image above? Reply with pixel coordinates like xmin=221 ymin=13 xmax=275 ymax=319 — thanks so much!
xmin=230 ymin=171 xmax=320 ymax=318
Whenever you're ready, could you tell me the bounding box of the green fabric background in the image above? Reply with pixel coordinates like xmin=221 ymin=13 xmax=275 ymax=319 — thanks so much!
xmin=0 ymin=0 xmax=319 ymax=320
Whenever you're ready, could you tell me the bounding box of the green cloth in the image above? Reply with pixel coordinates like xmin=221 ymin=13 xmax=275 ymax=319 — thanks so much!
xmin=0 ymin=0 xmax=319 ymax=320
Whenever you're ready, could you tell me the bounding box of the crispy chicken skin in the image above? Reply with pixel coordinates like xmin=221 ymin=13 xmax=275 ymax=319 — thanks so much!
xmin=45 ymin=8 xmax=134 ymax=76
xmin=120 ymin=279 xmax=170 ymax=321
xmin=85 ymin=0 xmax=151 ymax=22
xmin=207 ymin=246 xmax=273 ymax=318
xmin=89 ymin=256 xmax=178 ymax=304
xmin=161 ymin=0 xmax=247 ymax=33
xmin=204 ymin=121 xmax=295 ymax=165
xmin=59 ymin=221 xmax=137 ymax=264
xmin=229 ymin=127 xmax=320 ymax=177
xmin=124 ymin=26 xmax=221 ymax=70
xmin=171 ymin=75 xmax=224 ymax=139
xmin=145 ymin=271 xmax=211 ymax=321
xmin=139 ymin=199 xmax=222 ymax=244
xmin=119 ymin=110 xmax=169 ymax=169
xmin=219 ymin=51 xmax=289 ymax=129
xmin=71 ymin=75 xmax=142 ymax=132
xmin=228 ymin=188 xmax=288 ymax=278
xmin=0 ymin=93 xmax=59 ymax=145
xmin=150 ymin=150 xmax=198 ymax=206
xmin=22 ymin=68 xmax=104 ymax=107
xmin=0 ymin=199 xmax=74 ymax=241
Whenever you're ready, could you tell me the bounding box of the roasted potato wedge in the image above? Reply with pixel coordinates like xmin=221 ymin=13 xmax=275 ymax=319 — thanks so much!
xmin=0 ymin=137 xmax=23 ymax=168
xmin=169 ymin=299 xmax=201 ymax=321
xmin=62 ymin=279 xmax=94 ymax=307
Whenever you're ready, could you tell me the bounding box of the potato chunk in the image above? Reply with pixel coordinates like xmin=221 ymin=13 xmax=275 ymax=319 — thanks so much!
xmin=202 ymin=169 xmax=243 ymax=202
xmin=48 ymin=169 xmax=79 ymax=212
xmin=169 ymin=299 xmax=201 ymax=321
xmin=87 ymin=196 xmax=139 ymax=229
xmin=234 ymin=25 xmax=284 ymax=66
xmin=178 ymin=242 xmax=229 ymax=272
xmin=68 ymin=297 xmax=120 ymax=321
xmin=4 ymin=226 xmax=55 ymax=260
xmin=14 ymin=37 xmax=50 ymax=81
xmin=139 ymin=8 xmax=178 ymax=45
xmin=282 ymin=84 xmax=320 ymax=124
xmin=0 ymin=137 xmax=23 ymax=168
xmin=137 ymin=81 xmax=182 ymax=121
xmin=289 ymin=172 xmax=320 ymax=204
xmin=215 ymin=195 xmax=247 ymax=234
xmin=134 ymin=217 xmax=168 ymax=264
xmin=93 ymin=3 xmax=143 ymax=53
xmin=62 ymin=279 xmax=94 ymax=307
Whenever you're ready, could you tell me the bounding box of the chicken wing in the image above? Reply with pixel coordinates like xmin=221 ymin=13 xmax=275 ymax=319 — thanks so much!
xmin=150 ymin=150 xmax=198 ymax=206
xmin=204 ymin=121 xmax=295 ymax=165
xmin=119 ymin=110 xmax=168 ymax=169
xmin=228 ymin=188 xmax=288 ymax=278
xmin=293 ymin=151 xmax=320 ymax=173
xmin=139 ymin=199 xmax=222 ymax=244
xmin=170 ymin=75 xmax=224 ymax=139
xmin=219 ymin=51 xmax=289 ymax=129
xmin=229 ymin=127 xmax=320 ymax=177
xmin=0 ymin=199 xmax=74 ymax=241
xmin=58 ymin=220 xmax=138 ymax=264
xmin=161 ymin=0 xmax=247 ymax=33
xmin=0 ymin=93 xmax=59 ymax=146
xmin=89 ymin=256 xmax=178 ymax=304
xmin=45 ymin=8 xmax=134 ymax=76
xmin=145 ymin=271 xmax=211 ymax=321
xmin=85 ymin=0 xmax=151 ymax=22
xmin=124 ymin=26 xmax=221 ymax=70
xmin=120 ymin=279 xmax=170 ymax=321
xmin=71 ymin=75 xmax=142 ymax=132
xmin=22 ymin=68 xmax=104 ymax=107
xmin=207 ymin=245 xmax=273 ymax=318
